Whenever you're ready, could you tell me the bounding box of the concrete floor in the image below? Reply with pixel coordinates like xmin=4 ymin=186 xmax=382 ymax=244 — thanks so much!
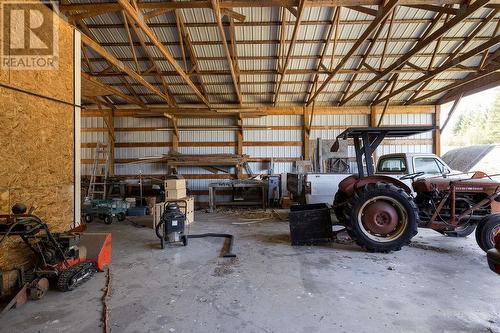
xmin=1 ymin=211 xmax=499 ymax=333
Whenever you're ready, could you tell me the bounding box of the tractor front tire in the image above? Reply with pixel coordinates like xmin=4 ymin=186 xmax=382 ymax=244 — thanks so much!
xmin=345 ymin=182 xmax=419 ymax=253
xmin=333 ymin=191 xmax=348 ymax=224
xmin=104 ymin=215 xmax=113 ymax=225
xmin=475 ymin=214 xmax=500 ymax=252
xmin=84 ymin=214 xmax=93 ymax=223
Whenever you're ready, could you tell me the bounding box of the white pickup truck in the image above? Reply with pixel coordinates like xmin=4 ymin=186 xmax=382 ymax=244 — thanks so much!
xmin=288 ymin=153 xmax=459 ymax=204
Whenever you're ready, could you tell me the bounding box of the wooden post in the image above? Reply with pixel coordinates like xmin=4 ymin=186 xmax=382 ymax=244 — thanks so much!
xmin=171 ymin=117 xmax=179 ymax=152
xmin=303 ymin=107 xmax=310 ymax=160
xmin=108 ymin=109 xmax=115 ymax=176
xmin=434 ymin=104 xmax=441 ymax=156
xmin=236 ymin=117 xmax=244 ymax=179
xmin=370 ymin=105 xmax=378 ymax=163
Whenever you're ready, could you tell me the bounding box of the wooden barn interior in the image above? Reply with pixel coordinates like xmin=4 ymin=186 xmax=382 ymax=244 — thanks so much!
xmin=0 ymin=1 xmax=499 ymax=332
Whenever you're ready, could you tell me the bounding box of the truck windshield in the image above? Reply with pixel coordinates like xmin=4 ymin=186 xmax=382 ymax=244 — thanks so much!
xmin=377 ymin=157 xmax=407 ymax=173
xmin=414 ymin=157 xmax=443 ymax=175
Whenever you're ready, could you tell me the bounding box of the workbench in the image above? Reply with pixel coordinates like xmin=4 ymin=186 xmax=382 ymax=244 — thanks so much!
xmin=208 ymin=180 xmax=267 ymax=212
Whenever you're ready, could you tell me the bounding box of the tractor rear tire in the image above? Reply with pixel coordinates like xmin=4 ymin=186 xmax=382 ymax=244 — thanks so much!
xmin=345 ymin=182 xmax=419 ymax=253
xmin=444 ymin=224 xmax=476 ymax=238
xmin=475 ymin=214 xmax=500 ymax=253
xmin=333 ymin=191 xmax=348 ymax=224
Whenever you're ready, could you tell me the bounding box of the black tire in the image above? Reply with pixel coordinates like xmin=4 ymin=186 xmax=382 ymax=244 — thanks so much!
xmin=475 ymin=214 xmax=500 ymax=253
xmin=444 ymin=224 xmax=476 ymax=237
xmin=104 ymin=215 xmax=113 ymax=225
xmin=84 ymin=214 xmax=93 ymax=223
xmin=160 ymin=238 xmax=165 ymax=249
xmin=333 ymin=191 xmax=348 ymax=224
xmin=117 ymin=213 xmax=126 ymax=222
xmin=182 ymin=235 xmax=188 ymax=246
xmin=345 ymin=182 xmax=419 ymax=253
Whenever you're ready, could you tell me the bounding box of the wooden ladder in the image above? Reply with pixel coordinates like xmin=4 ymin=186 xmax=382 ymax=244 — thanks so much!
xmin=86 ymin=142 xmax=110 ymax=200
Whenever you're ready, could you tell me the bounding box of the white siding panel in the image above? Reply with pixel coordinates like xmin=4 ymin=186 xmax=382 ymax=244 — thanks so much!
xmin=244 ymin=129 xmax=302 ymax=141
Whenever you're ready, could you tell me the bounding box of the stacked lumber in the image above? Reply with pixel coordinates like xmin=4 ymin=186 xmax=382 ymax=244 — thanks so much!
xmin=135 ymin=153 xmax=249 ymax=167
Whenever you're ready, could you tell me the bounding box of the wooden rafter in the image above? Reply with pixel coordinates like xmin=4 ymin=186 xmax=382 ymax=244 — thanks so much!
xmin=176 ymin=12 xmax=209 ymax=100
xmin=339 ymin=13 xmax=390 ymax=105
xmin=175 ymin=10 xmax=189 ymax=72
xmin=306 ymin=0 xmax=399 ymax=106
xmin=125 ymin=14 xmax=176 ymax=105
xmin=228 ymin=17 xmax=241 ymax=97
xmin=305 ymin=7 xmax=340 ymax=103
xmin=379 ymin=8 xmax=396 ymax=71
xmin=118 ymin=0 xmax=210 ymax=107
xmin=60 ymin=1 xmax=500 ymax=13
xmin=374 ymin=36 xmax=500 ymax=104
xmin=81 ymin=33 xmax=174 ymax=106
xmin=274 ymin=0 xmax=307 ymax=105
xmin=339 ymin=0 xmax=490 ymax=106
xmin=211 ymin=0 xmax=243 ymax=105
xmin=403 ymin=4 xmax=459 ymax=15
xmin=82 ymin=72 xmax=145 ymax=107
xmin=376 ymin=73 xmax=399 ymax=126
xmin=122 ymin=11 xmax=140 ymax=72
xmin=406 ymin=8 xmax=498 ymax=104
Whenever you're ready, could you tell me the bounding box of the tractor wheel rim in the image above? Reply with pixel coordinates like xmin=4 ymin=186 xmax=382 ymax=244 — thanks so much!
xmin=358 ymin=196 xmax=408 ymax=243
xmin=490 ymin=224 xmax=500 ymax=246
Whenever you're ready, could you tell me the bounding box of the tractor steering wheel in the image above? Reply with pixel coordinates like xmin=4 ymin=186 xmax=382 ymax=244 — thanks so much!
xmin=400 ymin=172 xmax=425 ymax=181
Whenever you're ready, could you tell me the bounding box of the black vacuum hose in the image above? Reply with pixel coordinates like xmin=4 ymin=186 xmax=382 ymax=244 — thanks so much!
xmin=186 ymin=233 xmax=236 ymax=258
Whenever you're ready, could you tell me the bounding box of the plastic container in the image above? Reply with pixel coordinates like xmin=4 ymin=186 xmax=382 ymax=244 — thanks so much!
xmin=289 ymin=203 xmax=332 ymax=245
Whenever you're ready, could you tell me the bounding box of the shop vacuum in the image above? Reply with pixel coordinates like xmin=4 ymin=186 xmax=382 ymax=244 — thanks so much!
xmin=155 ymin=203 xmax=236 ymax=258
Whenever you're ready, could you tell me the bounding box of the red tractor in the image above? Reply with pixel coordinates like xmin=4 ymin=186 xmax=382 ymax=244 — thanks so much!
xmin=333 ymin=127 xmax=500 ymax=253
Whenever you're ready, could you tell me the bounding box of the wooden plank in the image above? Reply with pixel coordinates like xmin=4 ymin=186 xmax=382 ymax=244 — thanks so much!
xmin=81 ymin=72 xmax=144 ymax=106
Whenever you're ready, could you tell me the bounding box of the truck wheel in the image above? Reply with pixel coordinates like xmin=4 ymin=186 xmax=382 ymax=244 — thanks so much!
xmin=84 ymin=214 xmax=93 ymax=223
xmin=104 ymin=215 xmax=113 ymax=225
xmin=117 ymin=213 xmax=126 ymax=221
xmin=345 ymin=182 xmax=418 ymax=252
xmin=444 ymin=224 xmax=476 ymax=237
xmin=475 ymin=214 xmax=500 ymax=252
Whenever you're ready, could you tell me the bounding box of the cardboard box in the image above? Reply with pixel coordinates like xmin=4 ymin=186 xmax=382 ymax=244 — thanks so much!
xmin=166 ymin=188 xmax=187 ymax=199
xmin=165 ymin=179 xmax=186 ymax=189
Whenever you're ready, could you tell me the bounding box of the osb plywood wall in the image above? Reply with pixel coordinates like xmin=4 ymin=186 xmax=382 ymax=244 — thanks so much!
xmin=0 ymin=6 xmax=76 ymax=270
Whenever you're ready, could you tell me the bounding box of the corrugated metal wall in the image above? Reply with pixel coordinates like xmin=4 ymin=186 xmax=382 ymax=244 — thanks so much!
xmin=81 ymin=107 xmax=436 ymax=202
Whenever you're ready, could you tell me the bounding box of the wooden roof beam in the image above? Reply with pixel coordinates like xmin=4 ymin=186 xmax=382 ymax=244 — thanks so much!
xmin=221 ymin=8 xmax=246 ymax=21
xmin=403 ymin=4 xmax=459 ymax=14
xmin=274 ymin=0 xmax=307 ymax=105
xmin=340 ymin=0 xmax=490 ymax=106
xmin=306 ymin=0 xmax=399 ymax=106
xmin=118 ymin=0 xmax=210 ymax=107
xmin=374 ymin=36 xmax=500 ymax=104
xmin=176 ymin=12 xmax=210 ymax=100
xmin=211 ymin=0 xmax=243 ymax=105
xmin=305 ymin=7 xmax=340 ymax=104
xmin=60 ymin=0 xmax=500 ymax=12
xmin=339 ymin=13 xmax=390 ymax=105
xmin=82 ymin=72 xmax=145 ymax=107
xmin=81 ymin=33 xmax=174 ymax=107
xmin=406 ymin=7 xmax=498 ymax=104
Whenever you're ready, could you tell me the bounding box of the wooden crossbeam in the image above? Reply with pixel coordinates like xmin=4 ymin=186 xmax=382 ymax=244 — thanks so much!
xmin=221 ymin=8 xmax=246 ymax=21
xmin=82 ymin=72 xmax=144 ymax=107
xmin=60 ymin=0 xmax=500 ymax=12
xmin=339 ymin=13 xmax=389 ymax=105
xmin=374 ymin=36 xmax=500 ymax=104
xmin=274 ymin=0 xmax=307 ymax=105
xmin=118 ymin=0 xmax=210 ymax=107
xmin=347 ymin=6 xmax=378 ymax=16
xmin=211 ymin=0 xmax=243 ymax=105
xmin=81 ymin=33 xmax=175 ymax=107
xmin=339 ymin=0 xmax=490 ymax=106
xmin=306 ymin=0 xmax=399 ymax=106
xmin=406 ymin=8 xmax=498 ymax=104
xmin=176 ymin=12 xmax=209 ymax=100
xmin=305 ymin=7 xmax=340 ymax=104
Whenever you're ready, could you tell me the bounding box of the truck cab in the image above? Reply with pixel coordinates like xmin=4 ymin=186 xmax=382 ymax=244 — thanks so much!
xmin=376 ymin=153 xmax=456 ymax=178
